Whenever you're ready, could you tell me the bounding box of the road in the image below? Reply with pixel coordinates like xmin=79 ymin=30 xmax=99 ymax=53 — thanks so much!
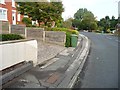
xmin=74 ymin=32 xmax=119 ymax=88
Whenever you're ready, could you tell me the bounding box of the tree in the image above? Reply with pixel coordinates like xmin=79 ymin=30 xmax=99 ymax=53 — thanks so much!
xmin=98 ymin=16 xmax=118 ymax=33
xmin=22 ymin=17 xmax=32 ymax=27
xmin=61 ymin=18 xmax=73 ymax=29
xmin=73 ymin=8 xmax=97 ymax=31
xmin=17 ymin=0 xmax=64 ymax=27
xmin=50 ymin=1 xmax=64 ymax=27
xmin=110 ymin=16 xmax=118 ymax=30
xmin=72 ymin=19 xmax=80 ymax=28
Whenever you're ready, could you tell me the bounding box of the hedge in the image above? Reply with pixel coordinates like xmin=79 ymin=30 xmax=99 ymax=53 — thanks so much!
xmin=45 ymin=27 xmax=79 ymax=47
xmin=0 ymin=34 xmax=24 ymax=41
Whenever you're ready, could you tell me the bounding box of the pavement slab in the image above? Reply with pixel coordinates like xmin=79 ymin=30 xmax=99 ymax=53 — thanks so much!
xmin=37 ymin=41 xmax=66 ymax=64
xmin=46 ymin=72 xmax=60 ymax=84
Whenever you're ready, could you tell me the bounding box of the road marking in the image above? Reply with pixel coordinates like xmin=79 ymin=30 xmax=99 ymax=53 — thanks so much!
xmin=96 ymin=57 xmax=99 ymax=60
xmin=106 ymin=37 xmax=112 ymax=40
xmin=115 ymin=40 xmax=120 ymax=43
xmin=108 ymin=38 xmax=112 ymax=39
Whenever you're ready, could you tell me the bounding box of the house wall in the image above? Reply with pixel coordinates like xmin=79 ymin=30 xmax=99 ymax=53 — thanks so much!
xmin=0 ymin=0 xmax=23 ymax=25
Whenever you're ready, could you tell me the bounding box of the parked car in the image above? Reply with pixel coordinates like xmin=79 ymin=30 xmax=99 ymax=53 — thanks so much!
xmin=112 ymin=30 xmax=116 ymax=34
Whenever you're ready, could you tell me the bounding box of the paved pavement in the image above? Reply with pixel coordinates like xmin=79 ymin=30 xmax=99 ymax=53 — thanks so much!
xmin=74 ymin=32 xmax=118 ymax=88
xmin=37 ymin=41 xmax=66 ymax=64
xmin=2 ymin=34 xmax=90 ymax=89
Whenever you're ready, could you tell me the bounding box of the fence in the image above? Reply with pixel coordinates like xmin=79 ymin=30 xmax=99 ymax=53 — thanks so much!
xmin=0 ymin=21 xmax=9 ymax=34
xmin=11 ymin=25 xmax=26 ymax=37
xmin=45 ymin=31 xmax=66 ymax=46
xmin=26 ymin=27 xmax=44 ymax=41
xmin=1 ymin=23 xmax=66 ymax=46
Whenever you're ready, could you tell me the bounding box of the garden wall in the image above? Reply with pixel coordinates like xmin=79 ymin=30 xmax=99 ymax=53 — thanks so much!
xmin=0 ymin=39 xmax=37 ymax=70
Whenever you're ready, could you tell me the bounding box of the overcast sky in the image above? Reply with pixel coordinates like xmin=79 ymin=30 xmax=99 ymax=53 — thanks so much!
xmin=62 ymin=0 xmax=119 ymax=21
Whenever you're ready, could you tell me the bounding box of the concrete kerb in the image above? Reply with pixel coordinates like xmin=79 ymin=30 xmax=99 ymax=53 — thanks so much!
xmin=67 ymin=34 xmax=91 ymax=88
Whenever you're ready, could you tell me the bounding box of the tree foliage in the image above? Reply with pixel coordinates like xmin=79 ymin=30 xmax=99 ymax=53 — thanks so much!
xmin=17 ymin=0 xmax=64 ymax=27
xmin=61 ymin=18 xmax=73 ymax=29
xmin=98 ymin=16 xmax=118 ymax=33
xmin=22 ymin=17 xmax=32 ymax=27
xmin=73 ymin=8 xmax=97 ymax=31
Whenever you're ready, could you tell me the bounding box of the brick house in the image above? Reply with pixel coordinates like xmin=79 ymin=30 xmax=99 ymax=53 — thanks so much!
xmin=0 ymin=0 xmax=23 ymax=25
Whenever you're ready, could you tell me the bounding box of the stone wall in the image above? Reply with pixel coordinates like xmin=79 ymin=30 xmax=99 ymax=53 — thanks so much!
xmin=45 ymin=31 xmax=66 ymax=46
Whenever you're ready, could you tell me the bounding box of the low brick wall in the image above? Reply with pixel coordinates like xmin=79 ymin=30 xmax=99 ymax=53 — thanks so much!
xmin=45 ymin=31 xmax=66 ymax=46
xmin=26 ymin=28 xmax=44 ymax=41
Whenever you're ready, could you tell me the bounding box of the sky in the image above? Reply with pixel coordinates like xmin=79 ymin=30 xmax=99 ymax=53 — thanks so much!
xmin=62 ymin=0 xmax=119 ymax=21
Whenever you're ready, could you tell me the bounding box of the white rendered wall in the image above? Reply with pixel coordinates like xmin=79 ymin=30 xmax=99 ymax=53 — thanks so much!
xmin=0 ymin=39 xmax=37 ymax=70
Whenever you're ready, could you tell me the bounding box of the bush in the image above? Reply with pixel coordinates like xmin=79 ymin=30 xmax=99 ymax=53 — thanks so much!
xmin=45 ymin=27 xmax=79 ymax=47
xmin=45 ymin=27 xmax=79 ymax=35
xmin=65 ymin=32 xmax=71 ymax=47
xmin=0 ymin=34 xmax=24 ymax=41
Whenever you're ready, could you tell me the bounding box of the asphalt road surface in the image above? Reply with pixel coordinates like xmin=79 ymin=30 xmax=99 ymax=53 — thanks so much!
xmin=74 ymin=32 xmax=118 ymax=88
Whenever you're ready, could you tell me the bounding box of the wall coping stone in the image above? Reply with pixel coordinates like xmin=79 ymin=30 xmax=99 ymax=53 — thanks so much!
xmin=0 ymin=39 xmax=35 ymax=45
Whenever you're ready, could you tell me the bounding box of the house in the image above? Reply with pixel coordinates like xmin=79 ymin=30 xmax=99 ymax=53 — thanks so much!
xmin=0 ymin=0 xmax=23 ymax=25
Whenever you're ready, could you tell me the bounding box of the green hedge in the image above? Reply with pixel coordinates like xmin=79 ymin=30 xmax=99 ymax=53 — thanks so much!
xmin=45 ymin=27 xmax=79 ymax=47
xmin=0 ymin=34 xmax=24 ymax=41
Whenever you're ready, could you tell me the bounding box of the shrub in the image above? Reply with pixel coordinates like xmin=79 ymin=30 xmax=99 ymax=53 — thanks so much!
xmin=0 ymin=34 xmax=24 ymax=41
xmin=45 ymin=27 xmax=79 ymax=47
xmin=65 ymin=32 xmax=71 ymax=47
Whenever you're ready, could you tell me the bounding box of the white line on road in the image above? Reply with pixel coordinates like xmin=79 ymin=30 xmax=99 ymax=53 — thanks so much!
xmin=106 ymin=37 xmax=113 ymax=40
xmin=115 ymin=40 xmax=120 ymax=42
xmin=108 ymin=37 xmax=112 ymax=40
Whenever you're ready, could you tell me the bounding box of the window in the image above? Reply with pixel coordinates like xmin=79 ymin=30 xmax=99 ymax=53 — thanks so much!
xmin=0 ymin=0 xmax=5 ymax=4
xmin=3 ymin=10 xmax=6 ymax=15
xmin=0 ymin=8 xmax=7 ymax=21
xmin=0 ymin=10 xmax=2 ymax=15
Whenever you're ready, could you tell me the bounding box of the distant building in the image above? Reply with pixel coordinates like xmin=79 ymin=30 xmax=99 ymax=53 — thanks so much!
xmin=118 ymin=1 xmax=120 ymax=17
xmin=0 ymin=0 xmax=23 ymax=25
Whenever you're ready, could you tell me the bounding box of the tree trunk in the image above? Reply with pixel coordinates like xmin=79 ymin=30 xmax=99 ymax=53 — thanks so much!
xmin=38 ymin=20 xmax=41 ymax=26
